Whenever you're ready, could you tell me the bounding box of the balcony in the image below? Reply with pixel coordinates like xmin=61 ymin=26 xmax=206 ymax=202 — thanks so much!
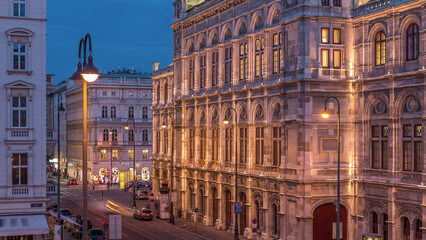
xmin=6 ymin=128 xmax=34 ymax=142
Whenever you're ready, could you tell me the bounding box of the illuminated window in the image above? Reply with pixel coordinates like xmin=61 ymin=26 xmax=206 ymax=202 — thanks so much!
xmin=143 ymin=150 xmax=149 ymax=159
xmin=407 ymin=23 xmax=419 ymax=61
xmin=371 ymin=125 xmax=388 ymax=169
xmin=333 ymin=28 xmax=341 ymax=44
xmin=333 ymin=50 xmax=341 ymax=68
xmin=100 ymin=150 xmax=107 ymax=160
xmin=321 ymin=28 xmax=329 ymax=43
xmin=103 ymin=129 xmax=109 ymax=141
xmin=272 ymin=33 xmax=282 ymax=74
xmin=375 ymin=31 xmax=386 ymax=66
xmin=239 ymin=43 xmax=248 ymax=81
xmin=211 ymin=51 xmax=218 ymax=86
xmin=142 ymin=107 xmax=148 ymax=119
xmin=255 ymin=127 xmax=264 ymax=165
xmin=12 ymin=97 xmax=27 ymax=127
xmin=13 ymin=0 xmax=25 ymax=17
xmin=112 ymin=150 xmax=118 ymax=160
xmin=128 ymin=150 xmax=134 ymax=160
xmin=110 ymin=106 xmax=116 ymax=118
xmin=128 ymin=106 xmax=134 ymax=119
xmin=403 ymin=124 xmax=422 ymax=171
xmin=255 ymin=38 xmax=264 ymax=78
xmin=321 ymin=49 xmax=330 ymax=68
xmin=12 ymin=153 xmax=27 ymax=185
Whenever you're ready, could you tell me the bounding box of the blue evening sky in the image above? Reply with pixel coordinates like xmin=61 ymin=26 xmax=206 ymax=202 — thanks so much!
xmin=47 ymin=0 xmax=174 ymax=83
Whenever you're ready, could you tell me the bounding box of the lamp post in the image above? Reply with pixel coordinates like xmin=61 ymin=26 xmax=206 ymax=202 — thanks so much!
xmin=57 ymin=101 xmax=65 ymax=240
xmin=125 ymin=118 xmax=137 ymax=209
xmin=223 ymin=107 xmax=238 ymax=240
xmin=108 ymin=131 xmax=113 ymax=191
xmin=70 ymin=33 xmax=99 ymax=240
xmin=321 ymin=96 xmax=341 ymax=240
xmin=161 ymin=114 xmax=175 ymax=225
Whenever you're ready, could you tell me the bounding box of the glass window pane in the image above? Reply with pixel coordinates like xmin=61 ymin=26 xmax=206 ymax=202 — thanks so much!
xmin=13 ymin=44 xmax=19 ymax=53
xmin=321 ymin=49 xmax=329 ymax=68
xmin=321 ymin=28 xmax=329 ymax=43
xmin=12 ymin=168 xmax=20 ymax=185
xmin=20 ymin=55 xmax=25 ymax=69
xmin=20 ymin=44 xmax=25 ymax=53
xmin=333 ymin=29 xmax=341 ymax=44
xmin=382 ymin=126 xmax=389 ymax=137
xmin=415 ymin=125 xmax=422 ymax=137
xmin=20 ymin=110 xmax=26 ymax=127
xmin=13 ymin=4 xmax=19 ymax=16
xmin=13 ymin=97 xmax=19 ymax=107
xmin=415 ymin=141 xmax=422 ymax=171
xmin=12 ymin=154 xmax=19 ymax=165
xmin=13 ymin=55 xmax=19 ymax=69
xmin=333 ymin=50 xmax=341 ymax=68
xmin=382 ymin=141 xmax=388 ymax=169
xmin=403 ymin=125 xmax=412 ymax=137
xmin=20 ymin=154 xmax=27 ymax=165
xmin=13 ymin=110 xmax=19 ymax=127
xmin=20 ymin=97 xmax=26 ymax=107
xmin=21 ymin=168 xmax=27 ymax=184
xmin=372 ymin=141 xmax=380 ymax=168
xmin=20 ymin=4 xmax=25 ymax=17
xmin=403 ymin=142 xmax=412 ymax=170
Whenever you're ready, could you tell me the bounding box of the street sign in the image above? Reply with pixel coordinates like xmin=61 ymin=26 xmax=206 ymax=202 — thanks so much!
xmin=252 ymin=228 xmax=257 ymax=233
xmin=252 ymin=218 xmax=257 ymax=228
xmin=150 ymin=193 xmax=154 ymax=197
xmin=235 ymin=202 xmax=242 ymax=215
xmin=150 ymin=199 xmax=154 ymax=203
xmin=54 ymin=225 xmax=62 ymax=240
xmin=109 ymin=215 xmax=122 ymax=240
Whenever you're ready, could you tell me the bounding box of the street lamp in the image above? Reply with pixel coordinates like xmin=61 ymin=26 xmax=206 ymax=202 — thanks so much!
xmin=161 ymin=114 xmax=175 ymax=225
xmin=125 ymin=118 xmax=137 ymax=209
xmin=321 ymin=96 xmax=341 ymax=240
xmin=70 ymin=33 xmax=99 ymax=240
xmin=57 ymin=101 xmax=65 ymax=240
xmin=108 ymin=131 xmax=113 ymax=191
xmin=223 ymin=107 xmax=239 ymax=240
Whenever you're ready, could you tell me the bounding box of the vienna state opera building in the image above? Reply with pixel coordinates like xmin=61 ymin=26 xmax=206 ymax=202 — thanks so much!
xmin=151 ymin=0 xmax=425 ymax=239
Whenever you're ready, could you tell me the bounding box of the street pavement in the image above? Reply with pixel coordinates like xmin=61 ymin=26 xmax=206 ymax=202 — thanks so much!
xmin=51 ymin=179 xmax=241 ymax=240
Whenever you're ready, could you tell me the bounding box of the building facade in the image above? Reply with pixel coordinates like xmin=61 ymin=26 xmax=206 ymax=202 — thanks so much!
xmin=0 ymin=0 xmax=50 ymax=238
xmin=152 ymin=0 xmax=425 ymax=239
xmin=66 ymin=68 xmax=153 ymax=185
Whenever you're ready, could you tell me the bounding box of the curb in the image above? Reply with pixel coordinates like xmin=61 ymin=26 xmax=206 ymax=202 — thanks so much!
xmin=152 ymin=218 xmax=210 ymax=240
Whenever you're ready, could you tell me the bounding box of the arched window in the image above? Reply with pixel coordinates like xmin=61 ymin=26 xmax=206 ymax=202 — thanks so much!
xmin=403 ymin=217 xmax=410 ymax=240
xmin=142 ymin=107 xmax=148 ymax=119
xmin=416 ymin=219 xmax=422 ymax=240
xmin=110 ymin=106 xmax=116 ymax=118
xmin=164 ymin=83 xmax=168 ymax=103
xmin=383 ymin=214 xmax=389 ymax=240
xmin=102 ymin=106 xmax=108 ymax=118
xmin=128 ymin=129 xmax=134 ymax=142
xmin=128 ymin=106 xmax=134 ymax=119
xmin=375 ymin=31 xmax=386 ymax=66
xmin=372 ymin=212 xmax=378 ymax=233
xmin=142 ymin=129 xmax=148 ymax=142
xmin=103 ymin=129 xmax=109 ymax=141
xmin=199 ymin=189 xmax=205 ymax=214
xmin=272 ymin=203 xmax=279 ymax=235
xmin=156 ymin=84 xmax=160 ymax=104
xmin=111 ymin=129 xmax=118 ymax=142
xmin=407 ymin=23 xmax=419 ymax=61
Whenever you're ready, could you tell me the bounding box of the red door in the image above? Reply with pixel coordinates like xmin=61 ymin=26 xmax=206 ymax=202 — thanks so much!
xmin=313 ymin=204 xmax=347 ymax=240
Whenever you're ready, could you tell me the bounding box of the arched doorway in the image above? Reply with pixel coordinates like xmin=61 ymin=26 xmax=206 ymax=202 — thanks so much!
xmin=225 ymin=190 xmax=232 ymax=229
xmin=239 ymin=192 xmax=247 ymax=234
xmin=212 ymin=188 xmax=218 ymax=225
xmin=313 ymin=203 xmax=347 ymax=240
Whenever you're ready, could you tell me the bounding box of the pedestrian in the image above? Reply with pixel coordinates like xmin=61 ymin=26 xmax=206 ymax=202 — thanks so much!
xmin=92 ymin=181 xmax=95 ymax=191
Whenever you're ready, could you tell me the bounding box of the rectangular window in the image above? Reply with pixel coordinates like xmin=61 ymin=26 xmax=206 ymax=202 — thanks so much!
xmin=12 ymin=153 xmax=28 ymax=185
xmin=255 ymin=127 xmax=264 ymax=165
xmin=199 ymin=55 xmax=206 ymax=88
xmin=13 ymin=0 xmax=25 ymax=17
xmin=403 ymin=141 xmax=412 ymax=171
xmin=189 ymin=59 xmax=195 ymax=89
xmin=333 ymin=0 xmax=341 ymax=7
xmin=321 ymin=49 xmax=330 ymax=68
xmin=239 ymin=127 xmax=248 ymax=163
xmin=156 ymin=132 xmax=160 ymax=153
xmin=333 ymin=49 xmax=341 ymax=68
xmin=189 ymin=129 xmax=195 ymax=159
xmin=414 ymin=141 xmax=422 ymax=171
xmin=212 ymin=128 xmax=218 ymax=162
xmin=111 ymin=92 xmax=116 ymax=96
xmin=372 ymin=141 xmax=380 ymax=168
xmin=321 ymin=28 xmax=329 ymax=43
xmin=403 ymin=124 xmax=422 ymax=172
xmin=272 ymin=32 xmax=282 ymax=74
xmin=333 ymin=28 xmax=341 ymax=44
xmin=272 ymin=127 xmax=282 ymax=166
xmin=100 ymin=150 xmax=107 ymax=159
xmin=128 ymin=150 xmax=134 ymax=160
xmin=163 ymin=131 xmax=168 ymax=154
xmin=12 ymin=44 xmax=26 ymax=70
xmin=225 ymin=127 xmax=233 ymax=162
xmin=200 ymin=128 xmax=206 ymax=160
xmin=322 ymin=0 xmax=329 ymax=5
xmin=143 ymin=150 xmax=149 ymax=160
xmin=112 ymin=150 xmax=118 ymax=160
xmin=239 ymin=43 xmax=248 ymax=81
xmin=12 ymin=97 xmax=27 ymax=127
xmin=371 ymin=125 xmax=388 ymax=169
xmin=224 ymin=47 xmax=232 ymax=83
xmin=211 ymin=52 xmax=218 ymax=86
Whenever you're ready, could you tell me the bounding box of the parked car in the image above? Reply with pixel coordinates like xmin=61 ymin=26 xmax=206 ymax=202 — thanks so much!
xmin=67 ymin=178 xmax=78 ymax=185
xmin=136 ymin=190 xmax=149 ymax=200
xmin=88 ymin=229 xmax=106 ymax=240
xmin=133 ymin=208 xmax=153 ymax=220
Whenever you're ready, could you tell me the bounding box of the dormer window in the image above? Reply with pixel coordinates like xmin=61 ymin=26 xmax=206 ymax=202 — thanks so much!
xmin=13 ymin=0 xmax=26 ymax=17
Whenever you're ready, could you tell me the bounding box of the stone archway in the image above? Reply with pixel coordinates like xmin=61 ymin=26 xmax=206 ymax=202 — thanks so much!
xmin=313 ymin=203 xmax=347 ymax=240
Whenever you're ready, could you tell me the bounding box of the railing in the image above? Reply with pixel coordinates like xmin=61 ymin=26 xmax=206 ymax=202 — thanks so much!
xmin=356 ymin=0 xmax=413 ymax=16
xmin=47 ymin=184 xmax=57 ymax=195
xmin=12 ymin=187 xmax=29 ymax=196
xmin=7 ymin=129 xmax=33 ymax=141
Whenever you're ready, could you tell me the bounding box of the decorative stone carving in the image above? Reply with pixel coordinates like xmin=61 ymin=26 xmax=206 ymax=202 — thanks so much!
xmin=200 ymin=111 xmax=206 ymax=124
xmin=239 ymin=106 xmax=247 ymax=122
xmin=224 ymin=28 xmax=232 ymax=41
xmin=405 ymin=96 xmax=419 ymax=113
xmin=199 ymin=38 xmax=206 ymax=50
xmin=272 ymin=103 xmax=281 ymax=120
xmin=175 ymin=35 xmax=181 ymax=49
xmin=225 ymin=108 xmax=233 ymax=122
xmin=239 ymin=22 xmax=247 ymax=36
xmin=211 ymin=34 xmax=218 ymax=46
xmin=374 ymin=100 xmax=386 ymax=114
xmin=211 ymin=109 xmax=218 ymax=124
xmin=254 ymin=17 xmax=263 ymax=31
xmin=189 ymin=111 xmax=195 ymax=124
xmin=255 ymin=105 xmax=264 ymax=121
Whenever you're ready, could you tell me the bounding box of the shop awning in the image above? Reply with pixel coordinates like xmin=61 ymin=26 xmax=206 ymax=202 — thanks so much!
xmin=0 ymin=215 xmax=49 ymax=236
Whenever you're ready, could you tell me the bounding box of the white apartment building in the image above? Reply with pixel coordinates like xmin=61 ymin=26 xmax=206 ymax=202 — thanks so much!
xmin=66 ymin=68 xmax=153 ymax=186
xmin=0 ymin=0 xmax=49 ymax=238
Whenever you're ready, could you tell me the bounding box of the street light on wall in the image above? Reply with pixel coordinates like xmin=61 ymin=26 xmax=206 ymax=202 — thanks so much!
xmin=161 ymin=114 xmax=175 ymax=225
xmin=125 ymin=118 xmax=137 ymax=209
xmin=321 ymin=96 xmax=341 ymax=240
xmin=223 ymin=107 xmax=239 ymax=240
xmin=70 ymin=33 xmax=99 ymax=240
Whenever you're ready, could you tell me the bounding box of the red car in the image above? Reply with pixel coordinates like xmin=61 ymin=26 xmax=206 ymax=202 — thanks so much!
xmin=67 ymin=178 xmax=78 ymax=185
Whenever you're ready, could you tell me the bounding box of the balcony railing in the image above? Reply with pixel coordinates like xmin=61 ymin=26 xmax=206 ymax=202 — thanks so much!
xmin=7 ymin=128 xmax=33 ymax=141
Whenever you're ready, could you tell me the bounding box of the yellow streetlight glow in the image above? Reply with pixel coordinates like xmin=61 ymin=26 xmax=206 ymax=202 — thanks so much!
xmin=124 ymin=126 xmax=130 ymax=130
xmin=223 ymin=119 xmax=229 ymax=125
xmin=322 ymin=111 xmax=330 ymax=119
xmin=161 ymin=124 xmax=167 ymax=129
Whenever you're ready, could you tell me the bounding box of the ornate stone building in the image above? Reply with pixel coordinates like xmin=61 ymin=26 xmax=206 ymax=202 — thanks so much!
xmin=152 ymin=0 xmax=425 ymax=239
xmin=66 ymin=68 xmax=153 ymax=185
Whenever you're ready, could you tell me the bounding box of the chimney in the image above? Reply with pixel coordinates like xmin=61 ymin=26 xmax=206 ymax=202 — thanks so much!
xmin=152 ymin=62 xmax=160 ymax=72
